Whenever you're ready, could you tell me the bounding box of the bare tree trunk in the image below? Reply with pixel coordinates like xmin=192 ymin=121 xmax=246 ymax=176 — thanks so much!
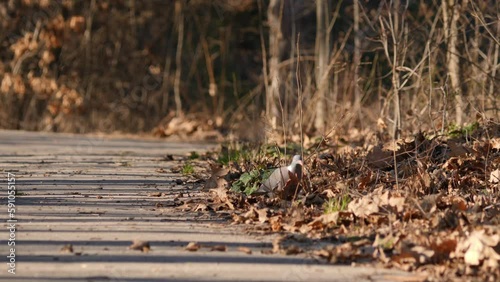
xmin=174 ymin=0 xmax=184 ymax=116
xmin=201 ymin=34 xmax=217 ymax=113
xmin=219 ymin=26 xmax=229 ymax=117
xmin=470 ymin=14 xmax=483 ymax=112
xmin=160 ymin=9 xmax=177 ymax=114
xmin=267 ymin=0 xmax=284 ymax=130
xmin=84 ymin=0 xmax=96 ymax=98
xmin=378 ymin=0 xmax=407 ymax=138
xmin=392 ymin=0 xmax=401 ymax=139
xmin=353 ymin=0 xmax=361 ymax=123
xmin=332 ymin=43 xmax=339 ymax=115
xmin=489 ymin=18 xmax=499 ymax=112
xmin=129 ymin=0 xmax=137 ymax=50
xmin=315 ymin=0 xmax=329 ymax=132
xmin=443 ymin=0 xmax=466 ymax=126
xmin=288 ymin=2 xmax=296 ymax=127
xmin=160 ymin=53 xmax=172 ymax=114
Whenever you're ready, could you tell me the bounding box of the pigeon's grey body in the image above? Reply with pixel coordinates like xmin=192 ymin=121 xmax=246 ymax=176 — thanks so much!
xmin=258 ymin=155 xmax=303 ymax=199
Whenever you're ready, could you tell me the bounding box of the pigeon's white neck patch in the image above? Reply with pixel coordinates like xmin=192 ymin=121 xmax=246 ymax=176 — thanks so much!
xmin=287 ymin=162 xmax=301 ymax=172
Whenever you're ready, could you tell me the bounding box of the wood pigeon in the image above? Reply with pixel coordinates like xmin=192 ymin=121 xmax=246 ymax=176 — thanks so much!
xmin=257 ymin=155 xmax=303 ymax=200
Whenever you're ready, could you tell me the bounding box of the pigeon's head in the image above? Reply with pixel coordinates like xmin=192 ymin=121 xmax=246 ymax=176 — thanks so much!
xmin=288 ymin=155 xmax=303 ymax=173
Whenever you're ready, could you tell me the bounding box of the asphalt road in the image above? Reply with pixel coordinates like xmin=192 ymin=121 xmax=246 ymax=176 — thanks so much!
xmin=0 ymin=130 xmax=415 ymax=282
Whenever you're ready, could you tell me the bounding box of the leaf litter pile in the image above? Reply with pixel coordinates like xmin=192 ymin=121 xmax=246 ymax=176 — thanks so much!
xmin=188 ymin=122 xmax=500 ymax=281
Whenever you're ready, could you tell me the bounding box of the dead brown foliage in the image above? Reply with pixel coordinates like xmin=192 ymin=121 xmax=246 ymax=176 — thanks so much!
xmin=192 ymin=121 xmax=500 ymax=281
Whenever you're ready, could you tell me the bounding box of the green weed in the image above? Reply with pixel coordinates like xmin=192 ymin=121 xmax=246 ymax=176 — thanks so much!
xmin=182 ymin=162 xmax=195 ymax=175
xmin=217 ymin=142 xmax=304 ymax=166
xmin=323 ymin=194 xmax=350 ymax=214
xmin=447 ymin=122 xmax=479 ymax=138
xmin=231 ymin=169 xmax=266 ymax=195
xmin=188 ymin=151 xmax=200 ymax=160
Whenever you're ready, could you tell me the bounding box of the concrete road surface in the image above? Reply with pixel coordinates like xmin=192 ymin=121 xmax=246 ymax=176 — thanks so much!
xmin=0 ymin=130 xmax=418 ymax=282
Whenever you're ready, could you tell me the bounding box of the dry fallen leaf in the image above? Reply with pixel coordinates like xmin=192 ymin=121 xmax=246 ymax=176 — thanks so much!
xmin=210 ymin=187 xmax=235 ymax=210
xmin=430 ymin=238 xmax=457 ymax=263
xmin=241 ymin=207 xmax=258 ymax=221
xmin=285 ymin=245 xmax=302 ymax=255
xmin=256 ymin=208 xmax=269 ymax=223
xmin=489 ymin=169 xmax=500 ymax=184
xmin=455 ymin=229 xmax=500 ymax=267
xmin=128 ymin=240 xmax=151 ymax=252
xmin=194 ymin=203 xmax=209 ymax=212
xmin=204 ymin=164 xmax=229 ymax=190
xmin=490 ymin=138 xmax=500 ymax=150
xmin=348 ymin=196 xmax=379 ymax=217
xmin=308 ymin=212 xmax=339 ymax=230
xmin=388 ymin=196 xmax=406 ymax=213
xmin=322 ymin=189 xmax=336 ymax=198
xmin=411 ymin=245 xmax=435 ymax=264
xmin=348 ymin=188 xmax=406 ymax=217
xmin=238 ymin=246 xmax=252 ymax=254
xmin=210 ymin=245 xmax=227 ymax=252
xmin=377 ymin=117 xmax=387 ymax=131
xmin=60 ymin=244 xmax=73 ymax=253
xmin=451 ymin=196 xmax=467 ymax=211
xmin=185 ymin=242 xmax=201 ymax=252
xmin=269 ymin=215 xmax=282 ymax=231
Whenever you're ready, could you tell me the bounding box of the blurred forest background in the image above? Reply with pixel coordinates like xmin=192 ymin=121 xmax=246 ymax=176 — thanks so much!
xmin=0 ymin=0 xmax=499 ymax=141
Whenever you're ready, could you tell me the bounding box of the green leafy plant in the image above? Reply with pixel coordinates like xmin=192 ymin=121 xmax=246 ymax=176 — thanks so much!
xmin=447 ymin=122 xmax=479 ymax=138
xmin=218 ymin=144 xmax=253 ymax=165
xmin=217 ymin=142 xmax=304 ymax=166
xmin=182 ymin=162 xmax=194 ymax=175
xmin=231 ymin=169 xmax=260 ymax=195
xmin=231 ymin=169 xmax=273 ymax=195
xmin=188 ymin=151 xmax=200 ymax=160
xmin=323 ymin=194 xmax=350 ymax=214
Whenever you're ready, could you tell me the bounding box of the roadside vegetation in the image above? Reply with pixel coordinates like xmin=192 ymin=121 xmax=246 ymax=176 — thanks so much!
xmin=196 ymin=122 xmax=500 ymax=281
